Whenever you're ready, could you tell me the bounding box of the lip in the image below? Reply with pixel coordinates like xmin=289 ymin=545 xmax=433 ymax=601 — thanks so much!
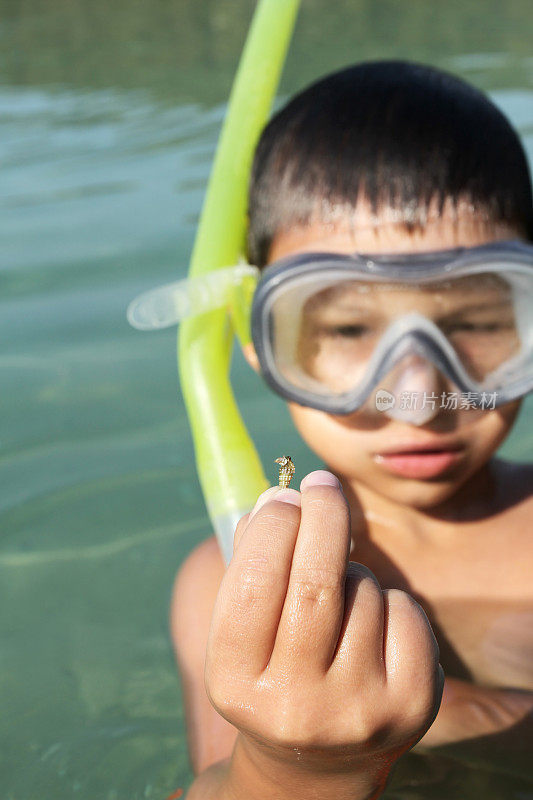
xmin=377 ymin=439 xmax=465 ymax=455
xmin=373 ymin=439 xmax=465 ymax=479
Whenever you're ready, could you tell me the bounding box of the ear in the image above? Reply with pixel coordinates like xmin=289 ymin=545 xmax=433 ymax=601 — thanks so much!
xmin=241 ymin=342 xmax=260 ymax=373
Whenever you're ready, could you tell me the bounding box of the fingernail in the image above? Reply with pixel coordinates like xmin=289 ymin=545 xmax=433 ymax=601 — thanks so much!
xmin=249 ymin=486 xmax=300 ymax=520
xmin=300 ymin=470 xmax=341 ymax=491
xmin=274 ymin=489 xmax=301 ymax=507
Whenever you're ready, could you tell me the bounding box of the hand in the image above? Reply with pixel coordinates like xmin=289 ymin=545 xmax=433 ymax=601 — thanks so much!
xmin=205 ymin=471 xmax=444 ymax=799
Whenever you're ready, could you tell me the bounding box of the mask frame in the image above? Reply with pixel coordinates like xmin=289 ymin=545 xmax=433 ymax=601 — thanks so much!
xmin=251 ymin=239 xmax=533 ymax=414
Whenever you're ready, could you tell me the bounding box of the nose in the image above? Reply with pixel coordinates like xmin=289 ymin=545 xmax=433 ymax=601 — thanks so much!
xmin=383 ymin=354 xmax=442 ymax=426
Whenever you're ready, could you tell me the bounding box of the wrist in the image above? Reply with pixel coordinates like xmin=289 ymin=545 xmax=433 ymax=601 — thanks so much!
xmin=222 ymin=733 xmax=391 ymax=800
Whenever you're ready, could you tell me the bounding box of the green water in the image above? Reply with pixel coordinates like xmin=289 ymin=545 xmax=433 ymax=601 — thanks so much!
xmin=2 ymin=2 xmax=532 ymax=798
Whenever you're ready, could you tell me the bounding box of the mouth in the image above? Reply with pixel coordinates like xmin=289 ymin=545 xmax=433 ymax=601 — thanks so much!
xmin=373 ymin=439 xmax=465 ymax=479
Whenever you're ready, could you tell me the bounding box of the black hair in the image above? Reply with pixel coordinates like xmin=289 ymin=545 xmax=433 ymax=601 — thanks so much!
xmin=247 ymin=60 xmax=533 ymax=267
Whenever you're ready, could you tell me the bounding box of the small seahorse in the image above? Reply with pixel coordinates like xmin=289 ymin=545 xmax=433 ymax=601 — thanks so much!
xmin=275 ymin=455 xmax=295 ymax=488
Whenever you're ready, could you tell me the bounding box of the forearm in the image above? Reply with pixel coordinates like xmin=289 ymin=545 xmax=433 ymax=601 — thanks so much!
xmin=187 ymin=734 xmax=389 ymax=800
xmin=415 ymin=677 xmax=533 ymax=777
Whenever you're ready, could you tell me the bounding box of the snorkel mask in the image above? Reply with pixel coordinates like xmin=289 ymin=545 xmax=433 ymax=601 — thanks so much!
xmin=250 ymin=241 xmax=533 ymax=423
xmin=130 ymin=239 xmax=533 ymax=426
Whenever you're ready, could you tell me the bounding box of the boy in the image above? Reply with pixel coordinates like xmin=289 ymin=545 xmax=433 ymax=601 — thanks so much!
xmin=171 ymin=61 xmax=533 ymax=798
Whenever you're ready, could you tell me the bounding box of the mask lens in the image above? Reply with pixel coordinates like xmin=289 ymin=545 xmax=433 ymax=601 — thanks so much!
xmin=265 ymin=267 xmax=532 ymax=401
xmin=296 ymin=281 xmax=383 ymax=393
xmin=431 ymin=273 xmax=521 ymax=383
xmin=269 ymin=276 xmax=383 ymax=396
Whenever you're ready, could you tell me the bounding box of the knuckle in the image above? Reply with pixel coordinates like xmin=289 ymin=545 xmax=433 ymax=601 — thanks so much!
xmin=268 ymin=700 xmax=317 ymax=749
xmin=292 ymin=582 xmax=333 ymax=607
xmin=397 ymin=692 xmax=437 ymax=733
xmin=231 ymin=556 xmax=278 ymax=605
xmin=204 ymin=677 xmax=224 ymax=711
xmin=354 ymin=706 xmax=389 ymax=744
xmin=206 ymin=680 xmax=245 ymax=724
xmin=205 ymin=661 xmax=255 ymax=722
xmin=204 ymin=665 xmax=231 ymax=711
xmin=290 ymin=566 xmax=343 ymax=606
xmin=269 ymin=713 xmax=296 ymax=747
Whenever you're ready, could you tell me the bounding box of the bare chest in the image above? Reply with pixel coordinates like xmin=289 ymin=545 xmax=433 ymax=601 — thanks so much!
xmin=426 ymin=596 xmax=533 ymax=689
xmin=353 ymin=520 xmax=533 ymax=690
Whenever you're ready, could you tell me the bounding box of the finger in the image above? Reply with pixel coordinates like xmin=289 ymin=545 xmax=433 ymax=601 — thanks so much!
xmin=232 ymin=512 xmax=251 ymax=555
xmin=207 ymin=489 xmax=301 ymax=678
xmin=328 ymin=562 xmax=385 ymax=682
xmin=232 ymin=486 xmax=293 ymax=555
xmin=383 ymin=589 xmax=441 ymax=715
xmin=270 ymin=471 xmax=350 ymax=675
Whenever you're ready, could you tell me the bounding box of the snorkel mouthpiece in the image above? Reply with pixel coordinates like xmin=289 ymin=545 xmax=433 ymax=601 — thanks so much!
xmin=127 ymin=265 xmax=259 ymax=337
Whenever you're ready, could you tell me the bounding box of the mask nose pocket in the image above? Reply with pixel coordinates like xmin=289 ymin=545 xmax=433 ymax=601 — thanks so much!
xmin=382 ymin=354 xmax=443 ymax=425
xmin=362 ymin=315 xmax=460 ymax=425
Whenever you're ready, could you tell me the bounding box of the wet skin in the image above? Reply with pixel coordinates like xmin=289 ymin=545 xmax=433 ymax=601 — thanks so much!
xmin=259 ymin=212 xmax=533 ymax=691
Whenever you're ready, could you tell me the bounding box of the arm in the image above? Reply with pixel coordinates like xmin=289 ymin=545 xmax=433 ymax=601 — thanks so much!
xmin=415 ymin=676 xmax=533 ymax=779
xmin=170 ymin=536 xmax=238 ymax=775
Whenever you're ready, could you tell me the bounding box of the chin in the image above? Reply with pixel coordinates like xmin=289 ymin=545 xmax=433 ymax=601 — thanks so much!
xmin=378 ymin=478 xmax=467 ymax=510
xmin=345 ymin=454 xmax=479 ymax=510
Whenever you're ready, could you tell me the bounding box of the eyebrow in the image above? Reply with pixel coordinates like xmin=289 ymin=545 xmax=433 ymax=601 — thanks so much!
xmin=306 ymin=301 xmax=374 ymax=316
xmin=305 ymin=298 xmax=512 ymax=319
xmin=437 ymin=300 xmax=512 ymax=316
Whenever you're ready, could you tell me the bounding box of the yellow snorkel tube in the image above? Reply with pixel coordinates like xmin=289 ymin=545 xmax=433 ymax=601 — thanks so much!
xmin=177 ymin=0 xmax=301 ymax=564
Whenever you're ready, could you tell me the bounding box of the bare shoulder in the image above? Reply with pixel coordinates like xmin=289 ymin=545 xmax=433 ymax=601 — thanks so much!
xmin=493 ymin=457 xmax=533 ymax=559
xmin=170 ymin=535 xmax=226 ymax=660
xmin=493 ymin=457 xmax=533 ymax=508
xmin=174 ymin=534 xmax=226 ymax=588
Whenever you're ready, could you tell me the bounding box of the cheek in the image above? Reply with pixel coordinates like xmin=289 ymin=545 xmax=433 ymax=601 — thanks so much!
xmin=287 ymin=403 xmax=371 ymax=472
xmin=288 ymin=400 xmax=523 ymax=479
xmin=287 ymin=403 xmax=331 ymax=452
xmin=467 ymin=400 xmax=522 ymax=457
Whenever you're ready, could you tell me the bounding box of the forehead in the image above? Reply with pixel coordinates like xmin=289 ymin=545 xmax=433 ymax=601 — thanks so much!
xmin=303 ymin=274 xmax=511 ymax=317
xmin=267 ymin=203 xmax=521 ymax=264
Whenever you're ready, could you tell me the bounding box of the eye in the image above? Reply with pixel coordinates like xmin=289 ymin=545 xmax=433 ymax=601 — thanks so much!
xmin=446 ymin=322 xmax=509 ymax=334
xmin=329 ymin=324 xmax=369 ymax=338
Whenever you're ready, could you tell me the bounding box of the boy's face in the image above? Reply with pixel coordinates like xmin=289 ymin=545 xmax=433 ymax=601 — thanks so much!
xmin=243 ymin=206 xmax=524 ymax=510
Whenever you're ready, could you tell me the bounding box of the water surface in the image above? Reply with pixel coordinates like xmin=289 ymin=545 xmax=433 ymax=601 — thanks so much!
xmin=2 ymin=1 xmax=532 ymax=797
